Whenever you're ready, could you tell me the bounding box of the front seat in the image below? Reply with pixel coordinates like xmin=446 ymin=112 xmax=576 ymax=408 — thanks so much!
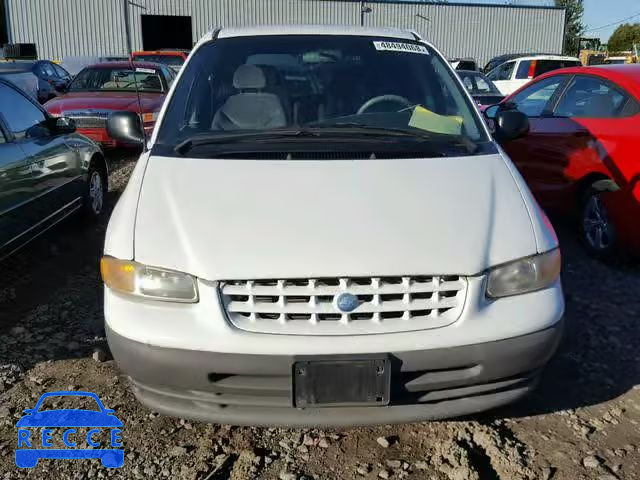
xmin=212 ymin=65 xmax=287 ymax=131
xmin=583 ymin=94 xmax=615 ymax=118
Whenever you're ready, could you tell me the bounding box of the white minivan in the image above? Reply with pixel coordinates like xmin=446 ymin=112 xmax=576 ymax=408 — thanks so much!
xmin=101 ymin=25 xmax=564 ymax=426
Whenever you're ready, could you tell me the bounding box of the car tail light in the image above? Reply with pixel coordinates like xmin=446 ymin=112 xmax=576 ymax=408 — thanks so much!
xmin=528 ymin=60 xmax=537 ymax=79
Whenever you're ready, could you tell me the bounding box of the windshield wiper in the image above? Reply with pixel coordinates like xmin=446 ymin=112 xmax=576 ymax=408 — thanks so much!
xmin=174 ymin=129 xmax=323 ymax=155
xmin=309 ymin=122 xmax=479 ymax=154
xmin=174 ymin=125 xmax=478 ymax=155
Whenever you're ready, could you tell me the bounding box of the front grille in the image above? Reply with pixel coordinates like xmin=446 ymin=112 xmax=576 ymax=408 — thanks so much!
xmin=220 ymin=276 xmax=467 ymax=335
xmin=64 ymin=110 xmax=110 ymax=129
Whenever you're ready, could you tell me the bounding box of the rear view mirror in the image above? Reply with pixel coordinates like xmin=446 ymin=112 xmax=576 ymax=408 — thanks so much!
xmin=107 ymin=111 xmax=145 ymax=145
xmin=484 ymin=105 xmax=529 ymax=142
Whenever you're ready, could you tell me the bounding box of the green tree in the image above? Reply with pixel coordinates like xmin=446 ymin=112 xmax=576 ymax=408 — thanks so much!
xmin=556 ymin=0 xmax=585 ymax=55
xmin=607 ymin=23 xmax=640 ymax=52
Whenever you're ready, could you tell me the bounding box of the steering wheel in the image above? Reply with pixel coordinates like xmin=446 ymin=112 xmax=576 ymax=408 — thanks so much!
xmin=357 ymin=95 xmax=413 ymax=115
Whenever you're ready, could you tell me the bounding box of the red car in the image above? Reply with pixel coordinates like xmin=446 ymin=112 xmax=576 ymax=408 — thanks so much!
xmin=490 ymin=65 xmax=640 ymax=257
xmin=45 ymin=62 xmax=175 ymax=147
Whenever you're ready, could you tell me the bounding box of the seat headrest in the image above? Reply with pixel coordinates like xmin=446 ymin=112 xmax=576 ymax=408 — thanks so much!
xmin=233 ymin=64 xmax=266 ymax=90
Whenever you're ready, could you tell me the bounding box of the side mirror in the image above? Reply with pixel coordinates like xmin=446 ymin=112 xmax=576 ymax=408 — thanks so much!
xmin=54 ymin=83 xmax=67 ymax=93
xmin=484 ymin=104 xmax=500 ymax=120
xmin=107 ymin=111 xmax=145 ymax=145
xmin=53 ymin=116 xmax=76 ymax=134
xmin=484 ymin=104 xmax=529 ymax=141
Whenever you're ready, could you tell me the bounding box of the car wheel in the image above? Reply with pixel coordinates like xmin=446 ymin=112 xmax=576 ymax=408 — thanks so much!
xmin=83 ymin=164 xmax=106 ymax=219
xmin=15 ymin=450 xmax=38 ymax=468
xmin=101 ymin=450 xmax=124 ymax=468
xmin=580 ymin=188 xmax=616 ymax=257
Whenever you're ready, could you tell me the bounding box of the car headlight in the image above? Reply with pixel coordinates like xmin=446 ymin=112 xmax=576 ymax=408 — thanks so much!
xmin=100 ymin=256 xmax=198 ymax=303
xmin=486 ymin=249 xmax=561 ymax=298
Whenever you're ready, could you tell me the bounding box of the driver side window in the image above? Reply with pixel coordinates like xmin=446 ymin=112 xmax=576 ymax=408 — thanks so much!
xmin=509 ymin=76 xmax=565 ymax=117
xmin=0 ymin=84 xmax=48 ymax=138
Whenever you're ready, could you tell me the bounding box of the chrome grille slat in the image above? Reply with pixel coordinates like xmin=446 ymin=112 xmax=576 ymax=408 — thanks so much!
xmin=222 ymin=280 xmax=465 ymax=296
xmin=227 ymin=296 xmax=459 ymax=314
xmin=63 ymin=110 xmax=111 ymax=129
xmin=220 ymin=275 xmax=467 ymax=336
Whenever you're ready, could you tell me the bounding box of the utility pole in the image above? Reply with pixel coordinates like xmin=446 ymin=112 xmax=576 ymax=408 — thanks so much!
xmin=360 ymin=1 xmax=372 ymax=27
xmin=123 ymin=0 xmax=145 ymax=55
xmin=123 ymin=0 xmax=132 ymax=55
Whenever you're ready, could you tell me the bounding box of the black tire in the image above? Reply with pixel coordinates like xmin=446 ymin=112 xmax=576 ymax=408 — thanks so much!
xmin=579 ymin=186 xmax=617 ymax=258
xmin=82 ymin=163 xmax=107 ymax=220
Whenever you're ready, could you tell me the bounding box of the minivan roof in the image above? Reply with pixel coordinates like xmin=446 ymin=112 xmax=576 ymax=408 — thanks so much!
xmin=215 ymin=25 xmax=418 ymax=41
xmin=192 ymin=25 xmax=424 ymax=56
xmin=506 ymin=55 xmax=580 ymax=62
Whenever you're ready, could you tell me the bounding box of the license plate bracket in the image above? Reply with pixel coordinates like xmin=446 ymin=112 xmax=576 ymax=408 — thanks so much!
xmin=293 ymin=357 xmax=391 ymax=408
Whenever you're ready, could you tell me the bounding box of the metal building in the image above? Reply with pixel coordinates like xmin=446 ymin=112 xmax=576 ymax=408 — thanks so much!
xmin=3 ymin=0 xmax=566 ymax=66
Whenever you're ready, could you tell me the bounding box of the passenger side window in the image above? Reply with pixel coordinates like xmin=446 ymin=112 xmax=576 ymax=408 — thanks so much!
xmin=510 ymin=76 xmax=565 ymax=117
xmin=554 ymin=76 xmax=627 ymax=118
xmin=163 ymin=66 xmax=175 ymax=87
xmin=40 ymin=62 xmax=56 ymax=78
xmin=462 ymin=76 xmax=474 ymax=92
xmin=496 ymin=61 xmax=515 ymax=81
xmin=53 ymin=63 xmax=70 ymax=79
xmin=515 ymin=61 xmax=532 ymax=80
xmin=475 ymin=77 xmax=492 ymax=93
xmin=0 ymin=85 xmax=48 ymax=137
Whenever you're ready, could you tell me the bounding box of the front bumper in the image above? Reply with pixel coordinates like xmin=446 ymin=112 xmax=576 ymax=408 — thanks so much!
xmin=77 ymin=128 xmax=122 ymax=148
xmin=107 ymin=321 xmax=563 ymax=427
xmin=77 ymin=125 xmax=153 ymax=148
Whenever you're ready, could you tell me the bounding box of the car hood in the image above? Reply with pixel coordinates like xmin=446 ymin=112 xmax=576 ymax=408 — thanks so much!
xmin=45 ymin=92 xmax=163 ymax=113
xmin=133 ymin=153 xmax=538 ymax=279
xmin=16 ymin=410 xmax=122 ymax=428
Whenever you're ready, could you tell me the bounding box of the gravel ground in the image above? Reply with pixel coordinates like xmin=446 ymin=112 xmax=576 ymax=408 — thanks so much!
xmin=0 ymin=151 xmax=639 ymax=480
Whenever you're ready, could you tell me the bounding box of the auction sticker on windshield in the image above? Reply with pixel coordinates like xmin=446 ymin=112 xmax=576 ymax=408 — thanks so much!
xmin=373 ymin=41 xmax=429 ymax=54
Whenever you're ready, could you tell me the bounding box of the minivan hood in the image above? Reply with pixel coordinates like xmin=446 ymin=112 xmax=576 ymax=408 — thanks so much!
xmin=134 ymin=154 xmax=537 ymax=279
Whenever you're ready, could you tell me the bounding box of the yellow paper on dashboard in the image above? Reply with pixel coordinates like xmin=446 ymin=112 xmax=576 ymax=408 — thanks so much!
xmin=409 ymin=106 xmax=463 ymax=136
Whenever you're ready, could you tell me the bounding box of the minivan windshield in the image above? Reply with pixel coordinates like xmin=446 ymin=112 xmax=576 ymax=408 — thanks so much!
xmin=156 ymin=35 xmax=490 ymax=155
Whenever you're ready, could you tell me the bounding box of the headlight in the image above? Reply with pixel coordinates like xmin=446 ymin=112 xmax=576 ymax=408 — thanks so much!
xmin=100 ymin=256 xmax=198 ymax=303
xmin=486 ymin=249 xmax=561 ymax=298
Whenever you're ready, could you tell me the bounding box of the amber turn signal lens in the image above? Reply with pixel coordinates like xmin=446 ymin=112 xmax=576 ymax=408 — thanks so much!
xmin=100 ymin=256 xmax=136 ymax=294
